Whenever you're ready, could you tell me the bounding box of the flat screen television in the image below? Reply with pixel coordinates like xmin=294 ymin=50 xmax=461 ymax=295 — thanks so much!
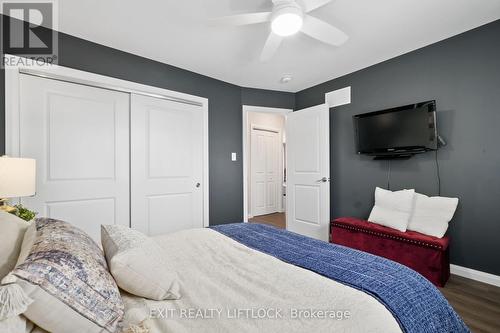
xmin=353 ymin=101 xmax=438 ymax=158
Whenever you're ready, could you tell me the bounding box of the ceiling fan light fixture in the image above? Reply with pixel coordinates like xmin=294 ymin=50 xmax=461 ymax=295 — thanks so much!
xmin=271 ymin=4 xmax=303 ymax=37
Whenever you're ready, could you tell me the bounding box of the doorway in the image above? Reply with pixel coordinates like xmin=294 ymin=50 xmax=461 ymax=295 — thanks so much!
xmin=243 ymin=104 xmax=330 ymax=241
xmin=243 ymin=106 xmax=292 ymax=229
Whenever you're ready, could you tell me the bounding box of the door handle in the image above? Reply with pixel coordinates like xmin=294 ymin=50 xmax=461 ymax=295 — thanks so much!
xmin=196 ymin=183 xmax=201 ymax=188
xmin=317 ymin=177 xmax=329 ymax=183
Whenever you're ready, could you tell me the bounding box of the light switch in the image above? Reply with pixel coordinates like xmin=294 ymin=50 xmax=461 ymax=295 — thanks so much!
xmin=231 ymin=152 xmax=237 ymax=161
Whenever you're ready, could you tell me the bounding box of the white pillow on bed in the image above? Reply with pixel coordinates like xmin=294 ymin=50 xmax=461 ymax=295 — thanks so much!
xmin=0 ymin=314 xmax=36 ymax=333
xmin=407 ymin=192 xmax=459 ymax=238
xmin=368 ymin=187 xmax=415 ymax=232
xmin=101 ymin=225 xmax=181 ymax=301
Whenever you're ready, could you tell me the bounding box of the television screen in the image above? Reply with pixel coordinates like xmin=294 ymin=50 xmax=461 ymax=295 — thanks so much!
xmin=354 ymin=101 xmax=437 ymax=156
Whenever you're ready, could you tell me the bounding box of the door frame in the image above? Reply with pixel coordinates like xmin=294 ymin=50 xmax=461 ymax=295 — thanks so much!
xmin=242 ymin=105 xmax=293 ymax=222
xmin=250 ymin=124 xmax=282 ymax=217
xmin=5 ymin=55 xmax=210 ymax=227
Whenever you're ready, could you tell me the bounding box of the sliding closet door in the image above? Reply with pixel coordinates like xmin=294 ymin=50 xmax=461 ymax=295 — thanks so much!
xmin=131 ymin=94 xmax=204 ymax=235
xmin=19 ymin=74 xmax=130 ymax=241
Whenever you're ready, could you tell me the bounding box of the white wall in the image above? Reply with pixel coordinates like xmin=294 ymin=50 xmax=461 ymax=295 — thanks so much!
xmin=247 ymin=111 xmax=285 ymax=217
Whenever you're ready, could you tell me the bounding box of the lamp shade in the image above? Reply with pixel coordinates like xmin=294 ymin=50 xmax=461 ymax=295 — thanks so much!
xmin=0 ymin=156 xmax=36 ymax=198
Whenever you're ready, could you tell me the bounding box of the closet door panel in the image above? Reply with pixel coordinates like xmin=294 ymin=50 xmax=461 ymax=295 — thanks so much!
xmin=47 ymin=97 xmax=117 ymax=180
xmin=131 ymin=94 xmax=204 ymax=235
xmin=148 ymin=107 xmax=193 ymax=178
xmin=19 ymin=74 xmax=130 ymax=242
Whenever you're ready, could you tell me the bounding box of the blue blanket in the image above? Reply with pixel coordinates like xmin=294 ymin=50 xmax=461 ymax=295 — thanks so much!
xmin=211 ymin=223 xmax=469 ymax=333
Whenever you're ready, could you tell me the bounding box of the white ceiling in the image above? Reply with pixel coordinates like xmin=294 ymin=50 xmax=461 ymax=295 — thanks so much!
xmin=54 ymin=0 xmax=500 ymax=92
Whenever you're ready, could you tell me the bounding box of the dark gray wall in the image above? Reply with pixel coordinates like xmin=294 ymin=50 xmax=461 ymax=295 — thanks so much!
xmin=0 ymin=18 xmax=295 ymax=226
xmin=296 ymin=19 xmax=500 ymax=275
xmin=2 ymin=14 xmax=498 ymax=275
xmin=242 ymin=87 xmax=295 ymax=109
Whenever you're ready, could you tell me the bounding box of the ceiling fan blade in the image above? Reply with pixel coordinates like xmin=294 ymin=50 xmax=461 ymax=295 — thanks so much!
xmin=301 ymin=15 xmax=348 ymax=46
xmin=260 ymin=32 xmax=283 ymax=62
xmin=210 ymin=12 xmax=272 ymax=26
xmin=300 ymin=0 xmax=333 ymax=12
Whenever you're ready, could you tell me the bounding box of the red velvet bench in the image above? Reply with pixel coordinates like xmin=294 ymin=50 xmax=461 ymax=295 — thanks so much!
xmin=330 ymin=217 xmax=450 ymax=287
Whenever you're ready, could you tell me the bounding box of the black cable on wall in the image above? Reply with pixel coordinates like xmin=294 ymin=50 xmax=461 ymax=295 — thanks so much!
xmin=435 ymin=149 xmax=441 ymax=196
xmin=384 ymin=152 xmax=440 ymax=195
xmin=387 ymin=159 xmax=391 ymax=190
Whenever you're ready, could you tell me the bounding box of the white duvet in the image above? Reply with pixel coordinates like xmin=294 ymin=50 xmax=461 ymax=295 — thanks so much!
xmin=121 ymin=228 xmax=402 ymax=333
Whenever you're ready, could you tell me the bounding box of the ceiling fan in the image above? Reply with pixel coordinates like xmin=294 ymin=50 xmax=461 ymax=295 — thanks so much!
xmin=212 ymin=0 xmax=348 ymax=61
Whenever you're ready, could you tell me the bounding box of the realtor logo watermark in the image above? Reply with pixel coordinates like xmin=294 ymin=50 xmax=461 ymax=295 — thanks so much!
xmin=149 ymin=307 xmax=352 ymax=321
xmin=1 ymin=0 xmax=58 ymax=68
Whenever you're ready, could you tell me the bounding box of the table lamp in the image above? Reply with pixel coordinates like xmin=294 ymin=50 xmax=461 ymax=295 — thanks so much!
xmin=0 ymin=156 xmax=36 ymax=213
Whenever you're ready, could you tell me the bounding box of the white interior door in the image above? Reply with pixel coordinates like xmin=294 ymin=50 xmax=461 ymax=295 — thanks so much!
xmin=251 ymin=128 xmax=280 ymax=216
xmin=286 ymin=104 xmax=330 ymax=241
xmin=18 ymin=74 xmax=130 ymax=241
xmin=131 ymin=94 xmax=204 ymax=235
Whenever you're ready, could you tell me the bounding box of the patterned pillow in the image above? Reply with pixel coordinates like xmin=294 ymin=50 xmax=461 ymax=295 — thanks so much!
xmin=12 ymin=218 xmax=124 ymax=333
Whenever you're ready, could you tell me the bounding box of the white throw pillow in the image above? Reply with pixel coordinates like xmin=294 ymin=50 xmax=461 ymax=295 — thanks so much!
xmin=0 ymin=314 xmax=35 ymax=333
xmin=16 ymin=222 xmax=37 ymax=266
xmin=0 ymin=211 xmax=29 ymax=279
xmin=101 ymin=225 xmax=181 ymax=301
xmin=407 ymin=193 xmax=459 ymax=238
xmin=368 ymin=187 xmax=415 ymax=232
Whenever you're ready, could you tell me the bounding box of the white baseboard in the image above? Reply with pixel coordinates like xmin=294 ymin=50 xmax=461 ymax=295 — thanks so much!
xmin=451 ymin=264 xmax=500 ymax=287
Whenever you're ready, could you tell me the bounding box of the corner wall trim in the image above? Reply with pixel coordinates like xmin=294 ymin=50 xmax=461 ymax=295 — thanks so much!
xmin=450 ymin=264 xmax=500 ymax=287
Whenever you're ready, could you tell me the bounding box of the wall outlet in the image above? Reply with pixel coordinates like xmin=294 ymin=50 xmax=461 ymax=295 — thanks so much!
xmin=231 ymin=152 xmax=237 ymax=161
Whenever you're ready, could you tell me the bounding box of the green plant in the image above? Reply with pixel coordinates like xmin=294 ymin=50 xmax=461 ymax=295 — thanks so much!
xmin=11 ymin=204 xmax=37 ymax=222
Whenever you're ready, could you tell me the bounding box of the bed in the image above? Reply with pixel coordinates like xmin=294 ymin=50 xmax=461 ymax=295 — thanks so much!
xmin=2 ymin=218 xmax=468 ymax=333
xmin=120 ymin=223 xmax=468 ymax=333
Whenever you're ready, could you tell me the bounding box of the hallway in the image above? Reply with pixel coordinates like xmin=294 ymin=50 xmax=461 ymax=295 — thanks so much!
xmin=249 ymin=213 xmax=286 ymax=229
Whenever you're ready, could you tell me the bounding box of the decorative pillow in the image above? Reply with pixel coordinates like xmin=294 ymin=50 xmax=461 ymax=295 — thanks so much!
xmin=368 ymin=187 xmax=415 ymax=232
xmin=0 ymin=314 xmax=35 ymax=333
xmin=101 ymin=225 xmax=181 ymax=301
xmin=16 ymin=222 xmax=37 ymax=267
xmin=407 ymin=193 xmax=459 ymax=238
xmin=12 ymin=218 xmax=124 ymax=333
xmin=0 ymin=210 xmax=29 ymax=280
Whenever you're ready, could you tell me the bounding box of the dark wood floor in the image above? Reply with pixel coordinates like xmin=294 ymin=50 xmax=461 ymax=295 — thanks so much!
xmin=249 ymin=214 xmax=500 ymax=332
xmin=440 ymin=275 xmax=500 ymax=333
xmin=249 ymin=212 xmax=286 ymax=229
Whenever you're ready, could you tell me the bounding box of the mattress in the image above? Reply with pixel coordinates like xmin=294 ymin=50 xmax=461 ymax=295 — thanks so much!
xmin=212 ymin=223 xmax=467 ymax=332
xmin=121 ymin=227 xmax=401 ymax=332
